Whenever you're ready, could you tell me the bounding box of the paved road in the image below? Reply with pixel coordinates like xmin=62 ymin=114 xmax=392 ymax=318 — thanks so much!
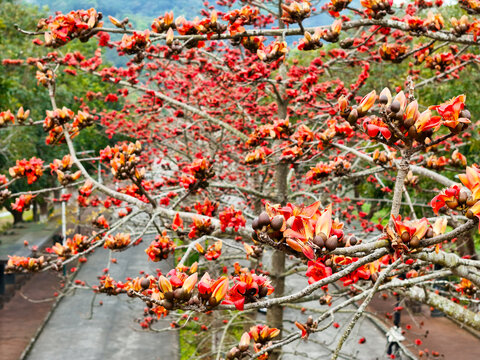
xmin=26 ymin=235 xmax=179 ymax=360
xmin=262 ymin=252 xmax=392 ymax=360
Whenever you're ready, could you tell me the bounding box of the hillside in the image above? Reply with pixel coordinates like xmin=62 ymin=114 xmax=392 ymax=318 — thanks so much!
xmin=25 ymin=0 xmax=333 ymax=28
xmin=25 ymin=0 xmax=205 ymax=28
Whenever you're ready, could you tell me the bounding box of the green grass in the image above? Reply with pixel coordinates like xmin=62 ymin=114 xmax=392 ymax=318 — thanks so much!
xmin=0 ymin=208 xmax=35 ymax=232
xmin=178 ymin=311 xmax=248 ymax=359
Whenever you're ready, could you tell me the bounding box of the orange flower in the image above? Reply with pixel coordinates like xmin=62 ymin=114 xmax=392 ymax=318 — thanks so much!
xmin=392 ymin=215 xmax=429 ymax=240
xmin=451 ymin=149 xmax=467 ymax=167
xmin=358 ymin=90 xmax=376 ymax=114
xmin=172 ymin=213 xmax=184 ymax=230
xmin=363 ymin=117 xmax=392 ymax=140
xmin=145 ymin=231 xmax=176 ymax=262
xmin=459 ymin=166 xmax=480 ymax=199
xmin=158 ymin=275 xmax=173 ymax=293
xmin=430 ymin=185 xmax=462 ymax=214
xmin=12 ymin=194 xmax=35 ymax=212
xmin=104 ymin=233 xmax=131 ymax=250
xmin=249 ymin=325 xmax=280 ymax=343
xmin=430 ymin=95 xmax=470 ymax=129
xmin=182 ymin=273 xmax=198 ymax=294
xmin=211 ymin=276 xmax=229 ymax=304
xmin=257 ymin=40 xmax=288 ymax=63
xmin=151 ymin=11 xmax=174 ymax=33
xmin=414 ymin=110 xmax=442 ymax=133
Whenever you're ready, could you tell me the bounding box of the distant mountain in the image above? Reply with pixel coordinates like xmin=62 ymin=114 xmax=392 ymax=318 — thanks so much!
xmin=25 ymin=0 xmax=205 ymax=28
xmin=25 ymin=0 xmax=335 ymax=29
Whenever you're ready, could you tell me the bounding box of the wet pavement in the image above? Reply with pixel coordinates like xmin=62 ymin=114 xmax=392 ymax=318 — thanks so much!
xmin=25 ymin=235 xmax=179 ymax=360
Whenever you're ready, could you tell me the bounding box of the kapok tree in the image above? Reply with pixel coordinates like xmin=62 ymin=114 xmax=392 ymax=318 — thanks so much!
xmin=3 ymin=0 xmax=480 ymax=359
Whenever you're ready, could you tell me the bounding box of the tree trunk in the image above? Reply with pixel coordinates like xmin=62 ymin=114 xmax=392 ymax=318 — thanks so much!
xmin=267 ymin=162 xmax=288 ymax=360
xmin=266 ymin=250 xmax=286 ymax=358
xmin=456 ymin=228 xmax=478 ymax=260
xmin=33 ymin=200 xmax=39 ymax=222
xmin=11 ymin=210 xmax=23 ymax=225
xmin=39 ymin=201 xmax=49 ymax=223
xmin=266 ymin=4 xmax=288 ymax=359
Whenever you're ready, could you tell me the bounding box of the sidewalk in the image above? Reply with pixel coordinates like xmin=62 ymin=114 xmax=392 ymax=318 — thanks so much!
xmin=368 ymin=292 xmax=480 ymax=359
xmin=0 ymin=269 xmax=61 ymax=360
xmin=0 ymin=221 xmax=61 ymax=360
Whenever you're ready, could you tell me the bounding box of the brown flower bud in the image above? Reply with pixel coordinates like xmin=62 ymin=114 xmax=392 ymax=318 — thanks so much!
xmin=270 ymin=215 xmax=284 ymax=231
xmin=389 ymin=100 xmax=401 ymax=113
xmin=445 ymin=198 xmax=459 ymax=209
xmin=257 ymin=211 xmax=271 ymax=228
xmin=140 ymin=277 xmax=150 ymax=290
xmin=325 ymin=236 xmax=338 ymax=251
xmin=466 ymin=209 xmax=475 ymax=219
xmin=401 ymin=231 xmax=410 ymax=243
xmin=347 ymin=108 xmax=358 ymax=124
xmin=312 ymin=234 xmax=326 ymax=248
xmin=458 ymin=189 xmax=468 ymax=205
xmin=409 ymin=236 xmax=420 ymax=248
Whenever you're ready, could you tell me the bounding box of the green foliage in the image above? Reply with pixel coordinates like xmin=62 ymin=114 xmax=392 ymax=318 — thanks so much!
xmin=0 ymin=0 xmax=126 ymax=207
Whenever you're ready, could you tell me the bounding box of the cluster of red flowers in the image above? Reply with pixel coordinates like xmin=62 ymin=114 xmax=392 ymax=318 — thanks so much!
xmin=11 ymin=194 xmax=35 ymax=212
xmin=254 ymin=202 xmax=344 ymax=260
xmin=196 ymin=272 xmax=229 ymax=307
xmin=9 ymin=157 xmax=44 ymax=184
xmin=6 ymin=255 xmax=45 ymax=273
xmin=246 ymin=118 xmax=292 ymax=147
xmin=379 ymin=43 xmax=408 ymax=62
xmin=181 ymin=158 xmax=215 ymax=191
xmin=223 ymin=5 xmax=259 ymax=35
xmin=188 ymin=217 xmax=213 ymax=239
xmin=326 ymin=0 xmax=352 ymax=16
xmin=298 ymin=20 xmax=342 ymax=50
xmin=104 ymin=233 xmax=131 ymax=250
xmin=342 ymin=89 xmax=470 ymax=144
xmin=101 ymin=141 xmax=143 ymax=180
xmin=305 ymin=156 xmax=351 ymax=183
xmin=360 ymin=0 xmax=394 ymax=19
xmin=281 ymin=1 xmax=312 ymax=25
xmin=431 ymin=166 xmax=480 ymax=229
xmin=193 ymin=198 xmax=218 ymax=217
xmin=305 ymin=257 xmax=333 ymax=285
xmin=93 ymin=215 xmax=109 ymax=229
xmin=43 ymin=107 xmax=92 ymax=145
xmin=248 ymin=325 xmax=280 ymax=360
xmin=244 ymin=147 xmax=272 ymax=165
xmin=257 ymin=40 xmax=288 ymax=63
xmin=196 ymin=240 xmax=222 ymax=261
xmin=50 ymin=234 xmax=89 ymax=258
xmin=219 ymin=206 xmax=246 ymax=232
xmin=386 ymin=216 xmax=446 ymax=256
xmin=49 ymin=155 xmax=81 ymax=185
xmin=0 ymin=110 xmax=15 ymax=127
xmin=118 ymin=31 xmax=151 ymax=54
xmin=223 ymin=267 xmax=274 ymax=310
xmin=425 ymin=53 xmax=456 ymax=71
xmin=335 ymin=256 xmax=372 ymax=286
xmin=37 ymin=8 xmax=102 ymax=48
xmin=455 ymin=278 xmax=476 ymax=297
xmin=145 ymin=231 xmax=176 ymax=261
xmin=0 ymin=174 xmax=8 ymax=185
xmin=151 ymin=11 xmax=174 ymax=33
xmin=79 ymin=179 xmax=93 ymax=197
